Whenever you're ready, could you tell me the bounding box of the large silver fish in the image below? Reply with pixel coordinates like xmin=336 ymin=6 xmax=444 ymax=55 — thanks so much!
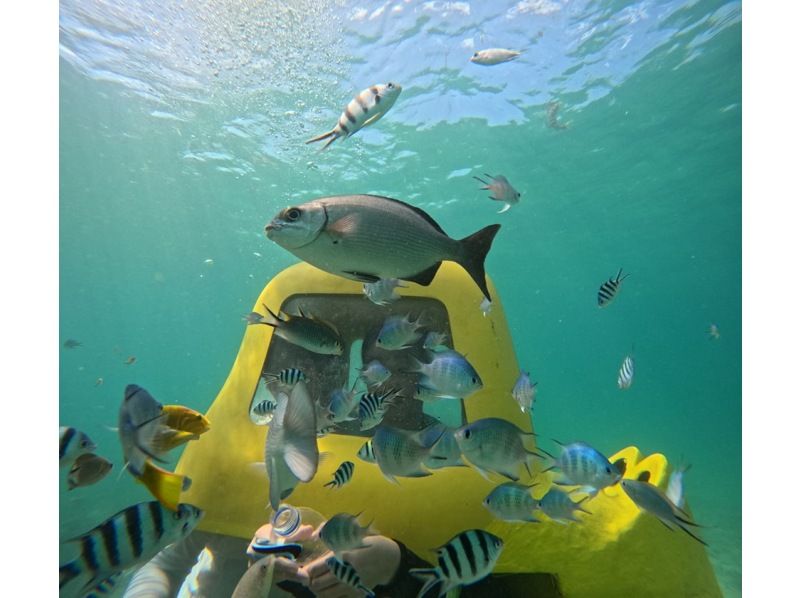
xmin=265 ymin=381 xmax=320 ymax=510
xmin=620 ymin=479 xmax=707 ymax=545
xmin=265 ymin=195 xmax=501 ymax=301
xmin=306 ymin=83 xmax=402 ymax=150
xmin=59 ymin=501 xmax=203 ymax=598
xmin=470 ymin=48 xmax=522 ymax=66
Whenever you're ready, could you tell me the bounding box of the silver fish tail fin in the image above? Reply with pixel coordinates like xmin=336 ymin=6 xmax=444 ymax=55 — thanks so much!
xmin=305 ymin=129 xmax=339 ymax=151
xmin=410 ymin=567 xmax=445 ymax=598
xmin=457 ymin=224 xmax=501 ymax=302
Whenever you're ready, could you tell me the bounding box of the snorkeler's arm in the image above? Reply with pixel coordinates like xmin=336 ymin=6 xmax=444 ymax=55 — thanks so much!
xmin=372 ymin=539 xmax=429 ymax=596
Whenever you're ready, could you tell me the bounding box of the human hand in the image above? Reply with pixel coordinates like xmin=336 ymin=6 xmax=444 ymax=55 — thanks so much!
xmin=245 ymin=522 xmax=316 ymax=586
xmin=300 ymin=535 xmax=401 ymax=597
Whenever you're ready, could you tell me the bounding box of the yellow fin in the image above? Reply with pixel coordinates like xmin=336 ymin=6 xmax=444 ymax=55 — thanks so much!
xmin=162 ymin=405 xmax=211 ymax=435
xmin=137 ymin=461 xmax=188 ymax=511
xmin=151 ymin=429 xmax=199 ymax=453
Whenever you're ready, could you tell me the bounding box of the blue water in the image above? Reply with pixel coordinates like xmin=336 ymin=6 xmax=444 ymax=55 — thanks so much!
xmin=60 ymin=0 xmax=741 ymax=595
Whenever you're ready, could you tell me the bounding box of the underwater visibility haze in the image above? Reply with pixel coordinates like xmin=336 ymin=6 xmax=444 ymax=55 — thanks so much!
xmin=60 ymin=0 xmax=741 ymax=596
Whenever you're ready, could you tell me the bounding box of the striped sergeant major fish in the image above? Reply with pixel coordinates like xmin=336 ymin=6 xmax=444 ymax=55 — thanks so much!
xmin=59 ymin=501 xmax=203 ymax=598
xmin=618 ymin=353 xmax=635 ymax=389
xmin=324 ymin=461 xmax=355 ymax=489
xmin=264 ymin=368 xmax=308 ymax=388
xmin=357 ymin=439 xmax=376 ymax=463
xmin=60 ymin=426 xmax=97 ymax=468
xmin=306 ymin=83 xmax=403 ymax=151
xmin=358 ymin=389 xmax=399 ymax=431
xmin=326 ymin=556 xmax=376 ymax=598
xmin=597 ymin=267 xmax=629 ymax=307
xmin=410 ymin=529 xmax=504 ymax=597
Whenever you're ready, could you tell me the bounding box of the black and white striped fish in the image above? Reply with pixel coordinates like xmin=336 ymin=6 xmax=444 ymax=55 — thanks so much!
xmin=357 ymin=439 xmax=376 ymax=463
xmin=60 ymin=426 xmax=97 ymax=468
xmin=618 ymin=354 xmax=635 ymax=389
xmin=324 ymin=461 xmax=355 ymax=489
xmin=252 ymin=399 xmax=278 ymax=419
xmin=264 ymin=368 xmax=307 ymax=388
xmin=326 ymin=557 xmax=375 ymax=597
xmin=358 ymin=389 xmax=399 ymax=431
xmin=306 ymin=83 xmax=403 ymax=151
xmin=410 ymin=529 xmax=504 ymax=597
xmin=59 ymin=501 xmax=203 ymax=598
xmin=597 ymin=268 xmax=629 ymax=307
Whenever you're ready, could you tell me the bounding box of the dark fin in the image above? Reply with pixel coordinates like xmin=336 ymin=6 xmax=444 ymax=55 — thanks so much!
xmin=457 ymin=224 xmax=501 ymax=301
xmin=473 ymin=175 xmax=489 ymax=188
xmin=360 ymin=195 xmax=448 ymax=236
xmin=405 ymin=262 xmax=442 ymax=287
xmin=343 ymin=271 xmax=381 ymax=283
xmin=262 ymin=304 xmax=285 ymax=325
xmin=305 ymin=129 xmax=335 ymax=144
xmin=677 ymin=521 xmax=709 ymax=546
xmin=614 ymin=458 xmax=628 ymax=477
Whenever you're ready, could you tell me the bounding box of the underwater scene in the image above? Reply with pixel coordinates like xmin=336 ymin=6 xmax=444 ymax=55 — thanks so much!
xmin=59 ymin=1 xmax=741 ymax=597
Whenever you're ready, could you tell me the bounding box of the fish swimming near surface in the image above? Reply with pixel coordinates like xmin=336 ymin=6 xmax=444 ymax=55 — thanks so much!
xmin=537 ymin=487 xmax=591 ymax=524
xmin=95 ymin=377 xmax=104 ymax=387
xmin=358 ymin=389 xmax=400 ymax=431
xmin=473 ymin=174 xmax=521 ymax=214
xmin=67 ymin=453 xmax=113 ymax=490
xmin=124 ymin=356 xmax=137 ymax=366
xmin=410 ymin=529 xmax=504 ymax=597
xmin=412 ymin=349 xmax=483 ymax=400
xmin=177 ymin=546 xmax=215 ymax=598
xmin=470 ymin=48 xmax=522 ymax=65
xmin=708 ymin=323 xmax=720 ymax=340
xmin=264 ymin=367 xmax=308 ymax=388
xmin=265 ymin=195 xmax=501 ymax=301
xmin=376 ymin=314 xmax=423 ymax=350
xmin=371 ymin=424 xmax=444 ymax=484
xmin=306 ymin=83 xmax=403 ymax=151
xmin=512 ymin=371 xmax=537 ymax=413
xmin=324 ymin=461 xmax=356 ymax=489
xmin=483 ymin=482 xmax=540 ymax=523
xmin=59 ymin=501 xmax=203 ymax=598
xmin=617 ymin=353 xmax=635 ymax=389
xmin=64 ymin=339 xmax=82 ymax=349
xmin=260 ymin=304 xmax=344 ymax=356
xmin=60 ymin=426 xmax=97 ymax=468
xmin=621 ymin=479 xmax=707 ymax=545
xmin=597 ymin=268 xmax=629 ymax=307
xmin=264 ymin=380 xmax=320 ymax=509
xmin=546 ymin=100 xmax=569 ymax=130
xmin=666 ymin=462 xmax=692 ymax=509
xmin=117 ymin=385 xmax=171 ymax=477
xmin=363 ymin=278 xmax=406 ymax=306
xmin=318 ymin=513 xmax=377 ymax=556
xmin=539 ymin=441 xmax=622 ymax=497
xmin=326 ymin=556 xmax=376 ymax=597
xmin=454 ymin=418 xmax=539 ymax=481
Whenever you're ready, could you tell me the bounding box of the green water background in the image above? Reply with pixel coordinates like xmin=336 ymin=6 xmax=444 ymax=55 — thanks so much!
xmin=60 ymin=0 xmax=741 ymax=594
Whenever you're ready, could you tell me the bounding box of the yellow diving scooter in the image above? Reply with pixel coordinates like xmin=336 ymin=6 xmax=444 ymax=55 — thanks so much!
xmin=172 ymin=262 xmax=722 ymax=597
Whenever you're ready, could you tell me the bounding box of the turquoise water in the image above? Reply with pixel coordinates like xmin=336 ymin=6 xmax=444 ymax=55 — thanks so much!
xmin=60 ymin=0 xmax=741 ymax=595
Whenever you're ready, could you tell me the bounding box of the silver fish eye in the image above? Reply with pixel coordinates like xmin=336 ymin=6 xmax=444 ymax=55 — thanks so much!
xmin=286 ymin=208 xmax=302 ymax=221
xmin=464 ymin=429 xmax=472 ymax=439
xmin=473 ymin=52 xmax=479 ymax=57
xmin=387 ymin=82 xmax=394 ymax=88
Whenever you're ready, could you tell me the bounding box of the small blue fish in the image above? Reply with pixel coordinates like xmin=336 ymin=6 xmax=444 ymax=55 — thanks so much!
xmin=358 ymin=360 xmax=392 ymax=387
xmin=371 ymin=425 xmax=443 ymax=484
xmin=597 ymin=268 xmax=629 ymax=307
xmin=412 ymin=350 xmax=483 ymax=399
xmin=483 ymin=482 xmax=540 ymax=523
xmin=376 ymin=314 xmax=422 ymax=350
xmin=423 ymin=330 xmax=449 ymax=352
xmin=328 ymin=385 xmax=360 ymax=423
xmin=454 ymin=418 xmax=539 ymax=481
xmin=540 ymin=441 xmax=622 ymax=497
xmin=537 ymin=487 xmax=591 ymax=524
xmin=363 ymin=278 xmax=406 ymax=306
